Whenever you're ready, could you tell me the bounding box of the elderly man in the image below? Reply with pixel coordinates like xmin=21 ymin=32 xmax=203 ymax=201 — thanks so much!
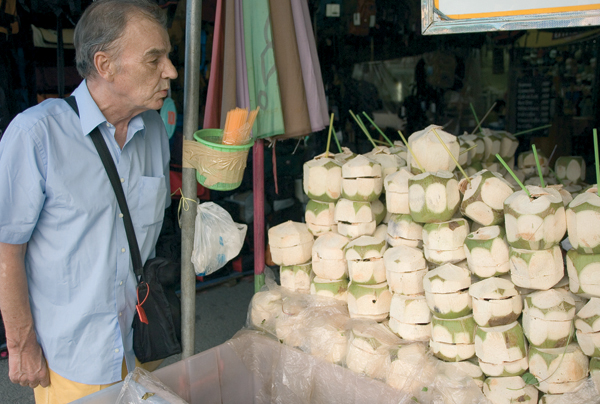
xmin=0 ymin=0 xmax=177 ymax=402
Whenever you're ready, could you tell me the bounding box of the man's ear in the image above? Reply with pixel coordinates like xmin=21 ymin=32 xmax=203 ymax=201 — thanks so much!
xmin=94 ymin=51 xmax=116 ymax=82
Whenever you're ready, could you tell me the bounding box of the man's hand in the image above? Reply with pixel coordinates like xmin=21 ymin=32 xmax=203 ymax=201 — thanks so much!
xmin=7 ymin=326 xmax=49 ymax=388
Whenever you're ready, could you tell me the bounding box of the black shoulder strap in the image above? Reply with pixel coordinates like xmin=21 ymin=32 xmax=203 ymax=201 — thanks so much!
xmin=64 ymin=96 xmax=144 ymax=279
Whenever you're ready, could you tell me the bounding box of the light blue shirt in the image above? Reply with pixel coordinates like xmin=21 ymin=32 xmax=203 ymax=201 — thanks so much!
xmin=0 ymin=81 xmax=171 ymax=384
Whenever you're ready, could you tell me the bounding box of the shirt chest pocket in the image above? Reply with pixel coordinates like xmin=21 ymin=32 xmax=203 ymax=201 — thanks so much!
xmin=136 ymin=175 xmax=167 ymax=227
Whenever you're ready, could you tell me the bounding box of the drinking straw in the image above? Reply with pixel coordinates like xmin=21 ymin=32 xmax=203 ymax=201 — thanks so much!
xmin=397 ymin=130 xmax=424 ymax=172
xmin=594 ymin=128 xmax=600 ymax=197
xmin=432 ymin=129 xmax=470 ymax=185
xmin=532 ymin=144 xmax=545 ymax=188
xmin=362 ymin=111 xmax=394 ymax=146
xmin=549 ymin=167 xmax=564 ymax=186
xmin=331 ymin=124 xmax=343 ymax=153
xmin=496 ymin=154 xmax=531 ymax=198
xmin=471 ymin=101 xmax=497 ymax=135
xmin=326 ymin=113 xmax=334 ymax=158
xmin=514 ymin=124 xmax=552 ymax=136
xmin=469 ymin=103 xmax=481 ymax=134
xmin=546 ymin=145 xmax=558 ymax=168
xmin=460 ymin=144 xmax=477 ymax=155
xmin=349 ymin=110 xmax=377 ymax=148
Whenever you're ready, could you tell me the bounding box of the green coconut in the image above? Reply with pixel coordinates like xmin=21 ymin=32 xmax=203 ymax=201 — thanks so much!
xmin=555 ymin=156 xmax=586 ymax=184
xmin=474 ymin=321 xmax=527 ymax=368
xmin=341 ymin=155 xmax=383 ymax=202
xmin=386 ymin=213 xmax=423 ymax=247
xmin=280 ymin=262 xmax=313 ymax=293
xmin=408 ymin=170 xmax=460 ymax=223
xmin=407 ymin=124 xmax=460 ymax=173
xmin=566 ymin=188 xmax=600 ymax=254
xmin=522 ymin=289 xmax=576 ymax=348
xmin=464 ymin=225 xmax=511 ymax=278
xmin=344 ymin=236 xmax=387 ymax=284
xmin=480 ymin=128 xmax=503 ymax=165
xmin=460 ymin=169 xmax=515 ymax=226
xmin=483 ymin=376 xmax=538 ymax=404
xmin=347 ymin=281 xmax=392 ymax=322
xmin=371 ymin=198 xmax=386 ymax=225
xmin=495 ymin=130 xmax=519 ymax=160
xmin=566 ymin=249 xmax=600 ymax=298
xmin=384 ymin=168 xmax=414 ymax=214
xmin=432 ymin=314 xmax=477 ymax=345
xmin=389 ymin=293 xmax=430 ymax=324
xmin=509 ymin=245 xmax=564 ymax=290
xmin=365 ymin=146 xmax=405 ymax=179
xmin=528 ymin=344 xmax=589 ymax=394
xmin=469 ymin=277 xmax=522 ymax=327
xmin=305 ymin=199 xmax=336 ymax=236
xmin=303 ymin=155 xmax=342 ymax=202
xmin=429 ymin=339 xmax=475 ymax=362
xmin=422 ymin=218 xmax=470 ymax=265
xmin=310 ymin=276 xmax=348 ymax=301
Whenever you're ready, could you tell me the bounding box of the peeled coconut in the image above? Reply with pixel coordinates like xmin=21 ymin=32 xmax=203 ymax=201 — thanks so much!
xmin=389 ymin=141 xmax=408 ymax=160
xmin=480 ymin=128 xmax=503 ymax=165
xmin=384 ymin=168 xmax=414 ymax=214
xmin=444 ymin=358 xmax=485 ymax=390
xmin=268 ymin=221 xmax=314 ymax=266
xmin=334 ymin=198 xmax=376 ymax=239
xmin=503 ymin=185 xmax=566 ymax=250
xmin=388 ymin=318 xmax=431 ymax=341
xmin=390 ymin=293 xmax=431 ymax=324
xmin=429 ymin=338 xmax=475 ymax=362
xmin=547 ymin=184 xmax=574 ymax=207
xmin=308 ymin=322 xmax=348 ymax=364
xmin=566 ymin=249 xmax=600 ymax=298
xmin=422 ymin=218 xmax=470 ymax=265
xmin=305 ymin=199 xmax=336 ymax=236
xmin=341 ymin=155 xmax=383 ymax=202
xmin=464 ymin=225 xmax=511 ymax=278
xmin=509 ymin=245 xmax=564 ymax=290
xmin=345 ymin=236 xmax=387 ymax=284
xmin=460 ymin=170 xmax=514 ymax=226
xmin=575 ymin=298 xmax=600 ymax=357
xmin=555 ymin=156 xmax=586 ymax=184
xmin=303 ymin=154 xmax=342 ymax=202
xmin=483 ymin=376 xmax=538 ymax=404
xmin=495 ymin=130 xmax=519 ymax=160
xmin=334 ymin=147 xmax=356 ymax=164
xmin=249 ymin=289 xmax=282 ymax=332
xmin=424 ymin=264 xmax=472 ymax=319
xmin=432 ymin=314 xmax=476 ymax=345
xmin=386 ymin=213 xmax=423 ymax=248
xmin=365 ymin=146 xmax=404 ymax=178
xmin=386 ymin=343 xmax=434 ymax=395
xmin=312 ymin=232 xmax=349 ymax=280
xmin=522 ymin=289 xmax=576 ymax=348
xmin=275 ymin=299 xmax=308 ymax=347
xmin=373 ymin=223 xmax=388 ymax=243
xmin=408 ymin=170 xmax=460 ymax=223
xmin=474 ymin=321 xmax=528 ymax=377
xmin=347 ymin=281 xmax=392 ymax=321
xmin=371 ymin=199 xmax=386 ymax=225
xmin=470 ymin=277 xmax=522 ymax=327
xmin=518 ymin=151 xmax=549 ymax=177
xmin=345 ymin=323 xmax=399 ymax=379
xmin=310 ymin=276 xmax=348 ymax=301
xmin=384 ymin=245 xmax=427 ymax=294
xmin=528 ymin=344 xmax=589 ymax=394
xmin=407 ymin=124 xmax=460 ymax=173
xmin=566 ymin=186 xmax=600 ymax=255
xmin=458 ymin=135 xmax=477 ymax=167
xmin=280 ymin=262 xmax=312 ymax=293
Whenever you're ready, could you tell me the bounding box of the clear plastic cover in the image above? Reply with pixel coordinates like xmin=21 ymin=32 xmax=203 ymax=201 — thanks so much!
xmin=115 ymin=367 xmax=188 ymax=404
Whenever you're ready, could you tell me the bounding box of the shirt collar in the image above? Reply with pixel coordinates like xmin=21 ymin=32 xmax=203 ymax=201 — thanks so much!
xmin=70 ymin=80 xmax=146 ymax=139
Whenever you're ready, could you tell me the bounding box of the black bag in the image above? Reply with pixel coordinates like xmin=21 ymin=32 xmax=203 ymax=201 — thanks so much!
xmin=64 ymin=96 xmax=182 ymax=363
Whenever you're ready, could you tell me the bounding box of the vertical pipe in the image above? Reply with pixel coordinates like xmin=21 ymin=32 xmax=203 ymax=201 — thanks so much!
xmin=181 ymin=0 xmax=202 ymax=359
xmin=253 ymin=139 xmax=265 ymax=292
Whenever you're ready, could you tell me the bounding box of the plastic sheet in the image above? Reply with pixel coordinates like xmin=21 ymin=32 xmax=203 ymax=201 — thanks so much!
xmin=115 ymin=368 xmax=188 ymax=404
xmin=244 ymin=267 xmax=490 ymax=403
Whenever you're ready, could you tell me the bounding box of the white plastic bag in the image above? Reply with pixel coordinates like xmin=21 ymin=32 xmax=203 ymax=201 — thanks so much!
xmin=116 ymin=368 xmax=188 ymax=404
xmin=191 ymin=202 xmax=247 ymax=276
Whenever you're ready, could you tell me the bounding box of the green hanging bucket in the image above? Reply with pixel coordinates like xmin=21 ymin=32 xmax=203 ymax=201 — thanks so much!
xmin=192 ymin=129 xmax=254 ymax=191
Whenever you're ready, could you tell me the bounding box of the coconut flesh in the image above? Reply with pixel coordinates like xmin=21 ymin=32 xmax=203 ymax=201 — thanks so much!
xmin=341 ymin=155 xmax=383 ymax=202
xmin=384 ymin=245 xmax=428 ymax=294
xmin=528 ymin=343 xmax=589 ymax=394
xmin=364 ymin=146 xmax=405 ymax=179
xmin=408 ymin=171 xmax=460 ymax=224
xmin=566 ymin=249 xmax=600 ymax=298
xmin=406 ymin=125 xmax=460 ymax=174
xmin=432 ymin=314 xmax=476 ymax=348
xmin=495 ymin=130 xmax=519 ymax=160
xmin=483 ymin=376 xmax=539 ymax=404
xmin=371 ymin=199 xmax=386 ymax=225
xmin=470 ymin=277 xmax=522 ymax=327
xmin=384 ymin=168 xmax=414 ymax=214
xmin=373 ymin=223 xmax=388 ymax=243
xmin=386 ymin=213 xmax=423 ymax=248
xmin=347 ymin=281 xmax=392 ymax=321
xmin=575 ymin=298 xmax=600 ymax=357
xmin=388 ymin=294 xmax=431 ymax=341
xmin=249 ymin=289 xmax=282 ymax=332
xmin=345 ymin=323 xmax=399 ymax=379
xmin=459 ymin=170 xmax=515 ymax=226
xmin=566 ymin=187 xmax=600 ymax=255
xmin=311 ymin=232 xmax=349 ymax=280
xmin=424 ymin=264 xmax=472 ymax=319
xmin=268 ymin=221 xmax=314 ymax=266
xmin=334 ymin=147 xmax=356 ymax=165
xmin=345 ymin=236 xmax=387 ymax=284
xmin=509 ymin=245 xmax=564 ymax=290
xmin=422 ymin=218 xmax=470 ymax=265
xmin=303 ymin=154 xmax=343 ymax=202
xmin=464 ymin=225 xmax=511 ymax=278
xmin=503 ymin=185 xmax=566 ymax=250
xmin=474 ymin=321 xmax=528 ymax=377
xmin=334 ymin=198 xmax=377 ymax=239
xmin=386 ymin=343 xmax=434 ymax=395
xmin=280 ymin=262 xmax=312 ymax=293
xmin=547 ymin=184 xmax=573 ymax=207
xmin=555 ymin=156 xmax=586 ymax=184
xmin=479 ymin=129 xmax=503 ymax=166
xmin=457 ymin=136 xmax=476 ymax=167
xmin=310 ymin=276 xmax=349 ymax=301
xmin=522 ymin=289 xmax=576 ymax=349
xmin=429 ymin=338 xmax=475 ymax=362
xmin=305 ymin=199 xmax=336 ymax=236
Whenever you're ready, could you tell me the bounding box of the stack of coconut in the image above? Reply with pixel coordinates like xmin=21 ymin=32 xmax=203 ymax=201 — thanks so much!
xmin=264 ymin=121 xmax=600 ymax=403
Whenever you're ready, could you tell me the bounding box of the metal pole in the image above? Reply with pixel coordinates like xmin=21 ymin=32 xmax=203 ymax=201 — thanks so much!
xmin=253 ymin=139 xmax=265 ymax=292
xmin=181 ymin=0 xmax=202 ymax=359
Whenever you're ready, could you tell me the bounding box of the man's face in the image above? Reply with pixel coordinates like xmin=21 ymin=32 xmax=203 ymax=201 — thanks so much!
xmin=110 ymin=16 xmax=177 ymax=112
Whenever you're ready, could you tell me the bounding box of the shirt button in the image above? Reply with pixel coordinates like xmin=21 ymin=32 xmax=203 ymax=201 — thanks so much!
xmin=120 ymin=281 xmax=123 ymax=286
xmin=119 ymin=312 xmax=122 ymax=317
xmin=115 ymin=348 xmax=119 ymax=353
xmin=120 ymin=178 xmax=125 ymax=183
xmin=119 ymin=213 xmax=124 ymax=218
xmin=121 ymin=248 xmax=126 ymax=253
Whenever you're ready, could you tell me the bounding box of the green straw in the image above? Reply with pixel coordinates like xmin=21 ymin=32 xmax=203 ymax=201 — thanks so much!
xmin=532 ymin=144 xmax=545 ymax=188
xmin=397 ymin=130 xmax=424 ymax=172
xmin=331 ymin=123 xmax=343 ymax=153
xmin=361 ymin=111 xmax=393 ymax=146
xmin=325 ymin=113 xmax=334 ymax=158
xmin=514 ymin=124 xmax=552 ymax=136
xmin=349 ymin=110 xmax=376 ymax=148
xmin=460 ymin=144 xmax=477 ymax=155
xmin=496 ymin=154 xmax=531 ymax=197
xmin=595 ymin=128 xmax=600 ymax=197
xmin=470 ymin=103 xmax=481 ymax=133
xmin=471 ymin=101 xmax=497 ymax=135
xmin=432 ymin=129 xmax=470 ymax=185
